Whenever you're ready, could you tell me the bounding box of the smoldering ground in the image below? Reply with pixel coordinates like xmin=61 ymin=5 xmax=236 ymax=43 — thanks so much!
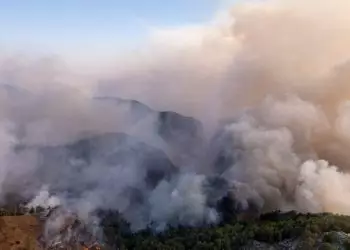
xmin=1 ymin=0 xmax=350 ymax=243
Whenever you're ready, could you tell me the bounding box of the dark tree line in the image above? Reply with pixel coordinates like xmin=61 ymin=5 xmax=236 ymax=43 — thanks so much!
xmin=0 ymin=204 xmax=46 ymax=216
xmin=99 ymin=210 xmax=350 ymax=250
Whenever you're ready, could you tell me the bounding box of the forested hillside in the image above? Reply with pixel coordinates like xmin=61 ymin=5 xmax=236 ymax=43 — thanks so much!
xmin=99 ymin=211 xmax=350 ymax=250
xmin=1 ymin=207 xmax=350 ymax=249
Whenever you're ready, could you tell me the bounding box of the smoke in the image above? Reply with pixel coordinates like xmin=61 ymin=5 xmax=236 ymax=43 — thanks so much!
xmin=26 ymin=185 xmax=61 ymax=209
xmin=2 ymin=0 xmax=350 ymax=243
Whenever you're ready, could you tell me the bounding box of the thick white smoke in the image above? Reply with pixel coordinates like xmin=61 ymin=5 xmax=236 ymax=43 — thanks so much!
xmin=1 ymin=0 xmax=350 ymax=240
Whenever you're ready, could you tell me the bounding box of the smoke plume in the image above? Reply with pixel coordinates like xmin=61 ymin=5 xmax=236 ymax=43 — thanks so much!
xmin=2 ymin=0 xmax=350 ymax=242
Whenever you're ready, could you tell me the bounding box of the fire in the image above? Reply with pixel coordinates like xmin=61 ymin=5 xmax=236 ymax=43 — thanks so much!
xmin=81 ymin=244 xmax=101 ymax=250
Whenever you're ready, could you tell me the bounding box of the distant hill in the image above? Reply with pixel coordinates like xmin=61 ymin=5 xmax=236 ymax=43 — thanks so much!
xmin=93 ymin=97 xmax=205 ymax=164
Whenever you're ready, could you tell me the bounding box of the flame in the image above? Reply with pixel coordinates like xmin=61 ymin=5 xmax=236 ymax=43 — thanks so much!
xmin=81 ymin=245 xmax=101 ymax=250
xmin=80 ymin=240 xmax=102 ymax=250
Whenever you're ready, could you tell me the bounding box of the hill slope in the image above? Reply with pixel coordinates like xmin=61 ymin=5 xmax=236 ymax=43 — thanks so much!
xmin=3 ymin=212 xmax=350 ymax=249
xmin=101 ymin=211 xmax=350 ymax=250
xmin=0 ymin=215 xmax=41 ymax=250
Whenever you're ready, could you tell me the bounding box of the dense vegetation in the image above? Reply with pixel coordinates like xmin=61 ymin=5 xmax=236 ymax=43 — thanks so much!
xmin=100 ymin=210 xmax=350 ymax=250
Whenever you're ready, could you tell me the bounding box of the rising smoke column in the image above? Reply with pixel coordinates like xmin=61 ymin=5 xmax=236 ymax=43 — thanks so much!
xmin=1 ymin=0 xmax=350 ymax=238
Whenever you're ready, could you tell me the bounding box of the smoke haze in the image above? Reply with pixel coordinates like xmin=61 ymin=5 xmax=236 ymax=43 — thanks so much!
xmin=1 ymin=0 xmax=350 ymax=240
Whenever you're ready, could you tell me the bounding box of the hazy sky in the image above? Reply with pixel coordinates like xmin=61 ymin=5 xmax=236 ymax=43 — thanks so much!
xmin=0 ymin=0 xmax=236 ymax=61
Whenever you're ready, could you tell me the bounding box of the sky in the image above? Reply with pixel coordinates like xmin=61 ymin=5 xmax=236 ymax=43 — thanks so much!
xmin=0 ymin=0 xmax=237 ymax=62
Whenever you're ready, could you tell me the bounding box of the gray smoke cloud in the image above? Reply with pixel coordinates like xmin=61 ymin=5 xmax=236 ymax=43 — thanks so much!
xmin=1 ymin=0 xmax=350 ymax=241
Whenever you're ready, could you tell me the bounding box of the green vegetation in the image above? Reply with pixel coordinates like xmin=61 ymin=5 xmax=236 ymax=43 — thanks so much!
xmin=100 ymin=211 xmax=350 ymax=249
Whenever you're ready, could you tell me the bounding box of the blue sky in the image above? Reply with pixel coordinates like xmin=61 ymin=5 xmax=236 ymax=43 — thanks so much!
xmin=0 ymin=0 xmax=236 ymax=60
